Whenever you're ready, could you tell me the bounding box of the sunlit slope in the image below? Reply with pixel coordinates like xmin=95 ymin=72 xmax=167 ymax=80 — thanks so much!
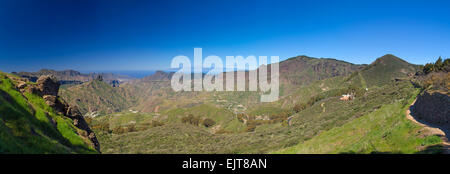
xmin=274 ymin=90 xmax=442 ymax=154
xmin=0 ymin=72 xmax=98 ymax=153
xmin=360 ymin=54 xmax=420 ymax=87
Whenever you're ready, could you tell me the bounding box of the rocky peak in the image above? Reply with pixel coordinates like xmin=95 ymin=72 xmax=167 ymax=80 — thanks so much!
xmin=36 ymin=75 xmax=60 ymax=96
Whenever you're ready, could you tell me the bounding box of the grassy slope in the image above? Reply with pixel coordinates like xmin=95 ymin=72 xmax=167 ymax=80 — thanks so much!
xmin=93 ymin=54 xmax=431 ymax=154
xmin=275 ymin=89 xmax=442 ymax=154
xmin=94 ymin=103 xmax=245 ymax=132
xmin=0 ymin=72 xmax=97 ymax=154
xmin=94 ymin=81 xmax=425 ymax=154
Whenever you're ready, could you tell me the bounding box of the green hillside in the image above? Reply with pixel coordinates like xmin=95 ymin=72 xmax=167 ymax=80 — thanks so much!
xmin=275 ymin=90 xmax=443 ymax=154
xmin=91 ymin=76 xmax=436 ymax=153
xmin=0 ymin=72 xmax=98 ymax=153
xmin=11 ymin=54 xmax=443 ymax=154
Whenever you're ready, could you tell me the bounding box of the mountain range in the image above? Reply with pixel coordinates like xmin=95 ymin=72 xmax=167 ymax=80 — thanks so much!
xmin=1 ymin=54 xmax=448 ymax=154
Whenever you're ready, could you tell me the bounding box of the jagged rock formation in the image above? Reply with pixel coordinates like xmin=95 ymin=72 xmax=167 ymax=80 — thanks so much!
xmin=412 ymin=90 xmax=450 ymax=128
xmin=17 ymin=75 xmax=100 ymax=152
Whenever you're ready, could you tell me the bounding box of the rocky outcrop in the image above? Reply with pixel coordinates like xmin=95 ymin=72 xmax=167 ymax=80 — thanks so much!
xmin=36 ymin=75 xmax=60 ymax=96
xmin=412 ymin=90 xmax=450 ymax=128
xmin=18 ymin=75 xmax=101 ymax=152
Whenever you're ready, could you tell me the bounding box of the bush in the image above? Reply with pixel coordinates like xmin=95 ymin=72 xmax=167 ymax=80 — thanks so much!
xmin=202 ymin=118 xmax=216 ymax=127
xmin=422 ymin=72 xmax=449 ymax=90
xmin=293 ymin=103 xmax=306 ymax=113
xmin=128 ymin=124 xmax=136 ymax=132
xmin=112 ymin=126 xmax=126 ymax=134
xmin=181 ymin=114 xmax=200 ymax=126
xmin=151 ymin=120 xmax=164 ymax=127
xmin=111 ymin=124 xmax=137 ymax=134
xmin=84 ymin=117 xmax=93 ymax=125
xmin=92 ymin=122 xmax=111 ymax=133
xmin=215 ymin=129 xmax=232 ymax=134
xmin=246 ymin=125 xmax=256 ymax=132
xmin=236 ymin=113 xmax=246 ymax=122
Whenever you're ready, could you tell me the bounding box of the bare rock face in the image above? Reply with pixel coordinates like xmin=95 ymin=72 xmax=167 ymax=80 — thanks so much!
xmin=43 ymin=95 xmax=57 ymax=107
xmin=26 ymin=75 xmax=59 ymax=97
xmin=16 ymin=81 xmax=27 ymax=92
xmin=64 ymin=104 xmax=100 ymax=152
xmin=36 ymin=75 xmax=60 ymax=96
xmin=412 ymin=91 xmax=450 ymax=128
xmin=66 ymin=105 xmax=83 ymax=118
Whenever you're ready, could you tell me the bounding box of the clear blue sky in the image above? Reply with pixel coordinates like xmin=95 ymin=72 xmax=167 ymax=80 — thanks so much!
xmin=1 ymin=0 xmax=449 ymax=72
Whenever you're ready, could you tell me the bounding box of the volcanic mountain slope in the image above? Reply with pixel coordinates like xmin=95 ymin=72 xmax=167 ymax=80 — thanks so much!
xmin=57 ymin=55 xmax=364 ymax=115
xmin=59 ymin=79 xmax=137 ymax=116
xmin=125 ymin=55 xmax=364 ymax=113
xmin=2 ymin=54 xmax=444 ymax=154
xmin=278 ymin=55 xmax=364 ymax=85
xmin=95 ymin=73 xmax=440 ymax=154
xmin=59 ymin=70 xmax=178 ymax=115
xmin=87 ymin=54 xmax=445 ymax=154
xmin=0 ymin=72 xmax=99 ymax=153
xmin=59 ymin=54 xmax=418 ymax=117
xmin=276 ymin=57 xmax=449 ymax=154
xmin=359 ymin=54 xmax=421 ymax=87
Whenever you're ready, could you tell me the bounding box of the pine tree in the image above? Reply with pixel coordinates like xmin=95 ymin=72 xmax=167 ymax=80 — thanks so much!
xmin=423 ymin=63 xmax=434 ymax=74
xmin=435 ymin=56 xmax=443 ymax=70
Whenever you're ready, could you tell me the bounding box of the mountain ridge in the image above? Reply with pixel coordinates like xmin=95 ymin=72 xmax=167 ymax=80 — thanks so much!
xmin=13 ymin=69 xmax=135 ymax=84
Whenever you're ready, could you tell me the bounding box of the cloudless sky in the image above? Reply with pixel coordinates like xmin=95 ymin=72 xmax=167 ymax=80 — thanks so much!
xmin=1 ymin=0 xmax=449 ymax=72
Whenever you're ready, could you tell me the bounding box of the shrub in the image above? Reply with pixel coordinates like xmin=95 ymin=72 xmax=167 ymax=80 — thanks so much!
xmin=236 ymin=113 xmax=246 ymax=122
xmin=215 ymin=129 xmax=232 ymax=134
xmin=111 ymin=124 xmax=137 ymax=134
xmin=84 ymin=117 xmax=93 ymax=125
xmin=128 ymin=124 xmax=136 ymax=132
xmin=293 ymin=103 xmax=306 ymax=113
xmin=151 ymin=120 xmax=164 ymax=127
xmin=92 ymin=122 xmax=110 ymax=133
xmin=202 ymin=118 xmax=216 ymax=127
xmin=246 ymin=125 xmax=256 ymax=132
xmin=181 ymin=114 xmax=200 ymax=126
xmin=112 ymin=126 xmax=125 ymax=134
